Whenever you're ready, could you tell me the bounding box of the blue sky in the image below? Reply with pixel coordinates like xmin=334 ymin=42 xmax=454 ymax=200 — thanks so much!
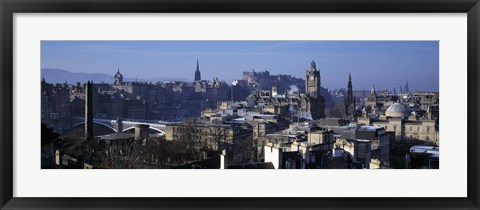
xmin=41 ymin=41 xmax=439 ymax=91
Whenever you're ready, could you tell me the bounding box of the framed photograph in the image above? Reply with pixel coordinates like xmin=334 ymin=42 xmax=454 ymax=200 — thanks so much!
xmin=1 ymin=0 xmax=479 ymax=209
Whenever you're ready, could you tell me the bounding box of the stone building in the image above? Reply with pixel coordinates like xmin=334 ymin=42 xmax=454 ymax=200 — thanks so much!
xmin=259 ymin=126 xmax=335 ymax=169
xmin=245 ymin=60 xmax=326 ymax=121
xmin=49 ymin=63 xmax=231 ymax=122
xmin=333 ymin=125 xmax=390 ymax=169
xmin=41 ymin=79 xmax=72 ymax=134
xmin=358 ymin=102 xmax=438 ymax=145
xmin=242 ymin=69 xmax=304 ymax=94
xmin=304 ymin=60 xmax=326 ymax=120
xmin=107 ymin=65 xmax=229 ymax=120
xmin=242 ymin=66 xmax=334 ymax=107
xmin=165 ymin=121 xmax=254 ymax=164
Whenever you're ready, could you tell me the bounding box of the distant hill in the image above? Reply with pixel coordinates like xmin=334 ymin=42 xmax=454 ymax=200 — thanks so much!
xmin=41 ymin=69 xmax=113 ymax=84
xmin=41 ymin=68 xmax=188 ymax=84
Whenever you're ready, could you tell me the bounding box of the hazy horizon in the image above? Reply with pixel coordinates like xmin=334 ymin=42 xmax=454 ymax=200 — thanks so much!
xmin=41 ymin=41 xmax=439 ymax=91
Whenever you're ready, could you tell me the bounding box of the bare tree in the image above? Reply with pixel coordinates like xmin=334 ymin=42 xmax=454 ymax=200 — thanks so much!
xmin=142 ymin=136 xmax=177 ymax=168
xmin=175 ymin=119 xmax=203 ymax=161
xmin=99 ymin=139 xmax=141 ymax=169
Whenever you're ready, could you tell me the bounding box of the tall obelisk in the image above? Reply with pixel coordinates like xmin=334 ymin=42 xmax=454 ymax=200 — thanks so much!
xmin=85 ymin=81 xmax=93 ymax=141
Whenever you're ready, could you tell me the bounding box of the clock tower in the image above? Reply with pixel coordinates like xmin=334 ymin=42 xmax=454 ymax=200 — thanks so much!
xmin=303 ymin=60 xmax=325 ymax=120
xmin=305 ymin=60 xmax=321 ymax=98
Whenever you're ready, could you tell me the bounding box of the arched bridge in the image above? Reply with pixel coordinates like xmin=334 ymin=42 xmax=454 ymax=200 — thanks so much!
xmin=72 ymin=117 xmax=170 ymax=134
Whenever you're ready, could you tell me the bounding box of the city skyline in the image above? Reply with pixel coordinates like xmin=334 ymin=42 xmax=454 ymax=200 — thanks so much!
xmin=41 ymin=41 xmax=440 ymax=170
xmin=41 ymin=41 xmax=439 ymax=91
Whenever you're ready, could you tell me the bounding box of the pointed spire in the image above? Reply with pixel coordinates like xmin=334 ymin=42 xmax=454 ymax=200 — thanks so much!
xmin=347 ymin=73 xmax=353 ymax=103
xmin=370 ymin=85 xmax=377 ymax=101
xmin=194 ymin=59 xmax=201 ymax=81
xmin=348 ymin=73 xmax=352 ymax=87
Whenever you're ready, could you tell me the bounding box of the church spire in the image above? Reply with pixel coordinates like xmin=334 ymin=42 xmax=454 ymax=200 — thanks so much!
xmin=194 ymin=59 xmax=201 ymax=81
xmin=348 ymin=73 xmax=352 ymax=87
xmin=371 ymin=85 xmax=377 ymax=101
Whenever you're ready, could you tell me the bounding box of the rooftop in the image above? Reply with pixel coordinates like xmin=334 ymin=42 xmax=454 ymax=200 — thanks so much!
xmin=410 ymin=145 xmax=439 ymax=158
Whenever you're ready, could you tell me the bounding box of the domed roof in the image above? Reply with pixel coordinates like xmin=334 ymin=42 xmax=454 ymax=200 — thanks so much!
xmin=114 ymin=69 xmax=123 ymax=79
xmin=385 ymin=102 xmax=410 ymax=118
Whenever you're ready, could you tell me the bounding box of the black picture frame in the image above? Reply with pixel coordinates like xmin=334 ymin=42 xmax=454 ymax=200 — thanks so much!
xmin=1 ymin=0 xmax=479 ymax=209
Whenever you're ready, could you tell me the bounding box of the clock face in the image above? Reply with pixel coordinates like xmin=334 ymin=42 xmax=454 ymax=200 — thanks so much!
xmin=309 ymin=76 xmax=314 ymax=81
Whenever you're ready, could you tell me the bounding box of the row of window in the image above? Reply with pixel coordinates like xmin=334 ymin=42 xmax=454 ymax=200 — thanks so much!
xmin=377 ymin=125 xmax=431 ymax=132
